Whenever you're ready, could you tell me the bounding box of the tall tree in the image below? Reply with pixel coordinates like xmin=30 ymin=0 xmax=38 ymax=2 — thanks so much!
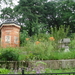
xmin=1 ymin=7 xmax=14 ymax=19
xmin=14 ymin=0 xmax=47 ymax=36
xmin=1 ymin=0 xmax=75 ymax=35
xmin=0 ymin=0 xmax=17 ymax=24
xmin=56 ymin=0 xmax=75 ymax=33
xmin=42 ymin=1 xmax=57 ymax=32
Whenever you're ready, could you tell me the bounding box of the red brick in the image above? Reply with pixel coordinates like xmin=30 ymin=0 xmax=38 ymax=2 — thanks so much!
xmin=1 ymin=24 xmax=21 ymax=48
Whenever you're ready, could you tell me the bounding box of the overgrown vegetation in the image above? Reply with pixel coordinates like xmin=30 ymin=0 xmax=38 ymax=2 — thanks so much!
xmin=0 ymin=48 xmax=19 ymax=61
xmin=0 ymin=0 xmax=75 ymax=61
xmin=0 ymin=25 xmax=75 ymax=61
xmin=0 ymin=68 xmax=75 ymax=74
xmin=0 ymin=68 xmax=10 ymax=74
xmin=1 ymin=0 xmax=75 ymax=74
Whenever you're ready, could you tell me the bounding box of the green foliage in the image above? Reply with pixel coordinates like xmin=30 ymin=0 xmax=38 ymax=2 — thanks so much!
xmin=1 ymin=7 xmax=14 ymax=19
xmin=51 ymin=25 xmax=69 ymax=41
xmin=69 ymin=33 xmax=75 ymax=49
xmin=48 ymin=50 xmax=75 ymax=60
xmin=0 ymin=68 xmax=10 ymax=74
xmin=19 ymin=32 xmax=75 ymax=60
xmin=19 ymin=29 xmax=75 ymax=61
xmin=56 ymin=0 xmax=75 ymax=33
xmin=45 ymin=68 xmax=75 ymax=73
xmin=1 ymin=0 xmax=75 ymax=35
xmin=19 ymin=33 xmax=55 ymax=60
xmin=25 ymin=67 xmax=75 ymax=74
xmin=50 ymin=25 xmax=69 ymax=50
xmin=69 ymin=40 xmax=75 ymax=49
xmin=31 ymin=18 xmax=47 ymax=35
xmin=0 ymin=33 xmax=75 ymax=61
xmin=0 ymin=68 xmax=75 ymax=74
xmin=20 ymin=30 xmax=29 ymax=45
xmin=0 ymin=48 xmax=19 ymax=61
xmin=13 ymin=0 xmax=48 ymax=36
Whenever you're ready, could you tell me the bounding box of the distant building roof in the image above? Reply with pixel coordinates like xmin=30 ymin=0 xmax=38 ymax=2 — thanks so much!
xmin=1 ymin=19 xmax=20 ymax=26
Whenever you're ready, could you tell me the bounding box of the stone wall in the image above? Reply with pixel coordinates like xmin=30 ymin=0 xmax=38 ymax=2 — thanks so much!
xmin=0 ymin=59 xmax=75 ymax=70
xmin=28 ymin=59 xmax=75 ymax=69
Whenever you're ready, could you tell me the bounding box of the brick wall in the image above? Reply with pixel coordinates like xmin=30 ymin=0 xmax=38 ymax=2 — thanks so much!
xmin=1 ymin=24 xmax=20 ymax=48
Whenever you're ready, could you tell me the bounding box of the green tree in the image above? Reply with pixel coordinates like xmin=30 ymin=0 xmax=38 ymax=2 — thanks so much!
xmin=1 ymin=7 xmax=14 ymax=19
xmin=42 ymin=1 xmax=57 ymax=32
xmin=14 ymin=0 xmax=47 ymax=36
xmin=1 ymin=0 xmax=75 ymax=36
xmin=56 ymin=0 xmax=75 ymax=33
xmin=0 ymin=0 xmax=17 ymax=24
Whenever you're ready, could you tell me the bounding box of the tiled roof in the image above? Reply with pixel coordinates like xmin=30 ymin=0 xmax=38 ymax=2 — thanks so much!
xmin=1 ymin=19 xmax=20 ymax=26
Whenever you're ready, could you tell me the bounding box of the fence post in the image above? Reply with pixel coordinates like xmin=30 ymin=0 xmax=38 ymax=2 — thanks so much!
xmin=22 ymin=68 xmax=24 ymax=75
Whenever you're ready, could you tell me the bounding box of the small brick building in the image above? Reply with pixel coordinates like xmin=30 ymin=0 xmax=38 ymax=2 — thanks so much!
xmin=0 ymin=19 xmax=21 ymax=48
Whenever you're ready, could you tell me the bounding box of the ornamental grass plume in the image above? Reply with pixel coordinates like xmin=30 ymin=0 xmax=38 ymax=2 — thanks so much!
xmin=35 ymin=41 xmax=40 ymax=45
xmin=26 ymin=38 xmax=29 ymax=41
xmin=49 ymin=37 xmax=55 ymax=41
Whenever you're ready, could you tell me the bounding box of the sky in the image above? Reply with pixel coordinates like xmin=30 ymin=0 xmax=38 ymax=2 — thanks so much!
xmin=1 ymin=0 xmax=19 ymax=9
xmin=1 ymin=0 xmax=51 ymax=9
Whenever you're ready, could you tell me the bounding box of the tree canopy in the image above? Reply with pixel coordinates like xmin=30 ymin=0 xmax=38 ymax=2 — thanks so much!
xmin=0 ymin=0 xmax=75 ymax=36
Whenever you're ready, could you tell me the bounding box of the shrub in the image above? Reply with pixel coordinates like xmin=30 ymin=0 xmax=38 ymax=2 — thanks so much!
xmin=0 ymin=48 xmax=19 ymax=61
xmin=0 ymin=68 xmax=10 ymax=74
xmin=69 ymin=39 xmax=75 ymax=49
xmin=20 ymin=30 xmax=29 ymax=46
xmin=21 ymin=39 xmax=54 ymax=60
xmin=50 ymin=25 xmax=69 ymax=50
